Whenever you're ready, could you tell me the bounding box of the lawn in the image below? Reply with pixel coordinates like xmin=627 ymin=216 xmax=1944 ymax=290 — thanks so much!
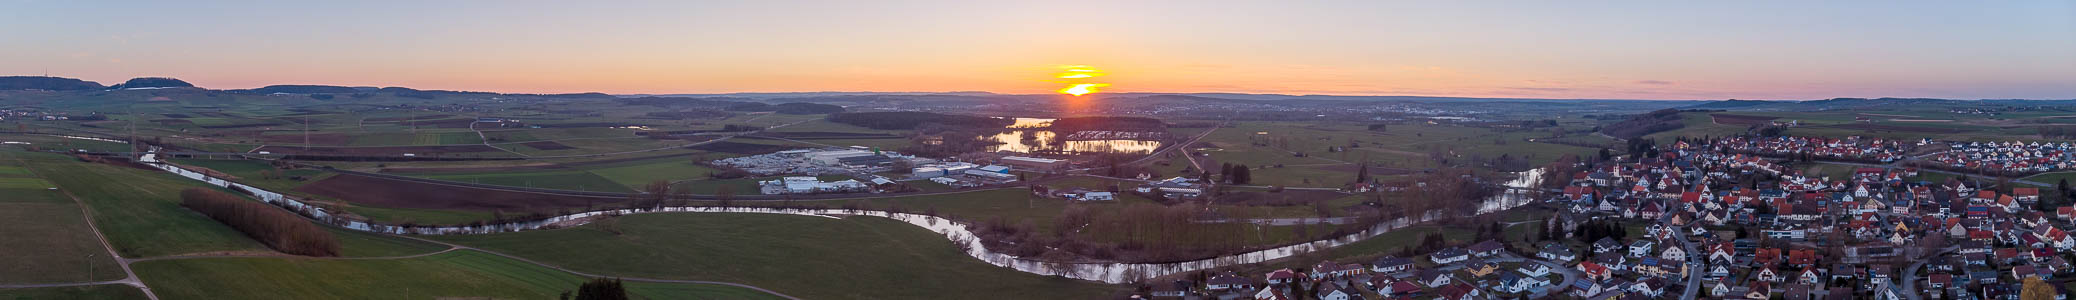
xmin=131 ymin=250 xmax=785 ymax=300
xmin=431 ymin=213 xmax=1123 ymax=300
xmin=0 ymin=284 xmax=150 ymax=300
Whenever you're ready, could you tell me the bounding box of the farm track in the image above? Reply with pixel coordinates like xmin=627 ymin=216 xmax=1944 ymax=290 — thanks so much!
xmin=1 ymin=155 xmax=802 ymax=299
xmin=0 ymin=156 xmax=158 ymax=300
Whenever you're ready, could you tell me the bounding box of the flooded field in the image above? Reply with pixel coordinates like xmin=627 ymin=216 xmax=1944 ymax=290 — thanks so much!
xmin=984 ymin=117 xmax=1165 ymax=154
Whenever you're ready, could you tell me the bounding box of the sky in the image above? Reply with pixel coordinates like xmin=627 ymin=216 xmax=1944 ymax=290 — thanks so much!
xmin=3 ymin=0 xmax=2073 ymax=100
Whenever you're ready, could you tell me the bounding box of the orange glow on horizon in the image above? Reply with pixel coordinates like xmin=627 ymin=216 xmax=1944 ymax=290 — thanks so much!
xmin=1055 ymin=65 xmax=1107 ymax=96
xmin=1060 ymin=83 xmax=1107 ymax=96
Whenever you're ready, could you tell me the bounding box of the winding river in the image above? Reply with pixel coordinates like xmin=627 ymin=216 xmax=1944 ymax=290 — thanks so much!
xmin=135 ymin=147 xmax=1543 ymax=284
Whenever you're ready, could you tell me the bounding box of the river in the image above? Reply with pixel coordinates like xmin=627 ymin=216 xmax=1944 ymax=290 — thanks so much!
xmin=135 ymin=147 xmax=1544 ymax=284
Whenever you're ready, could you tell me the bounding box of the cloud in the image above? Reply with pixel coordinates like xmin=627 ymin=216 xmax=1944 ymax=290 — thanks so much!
xmin=1634 ymin=80 xmax=1676 ymax=85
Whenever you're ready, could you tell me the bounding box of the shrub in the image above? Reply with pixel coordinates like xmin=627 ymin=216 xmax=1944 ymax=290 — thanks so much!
xmin=179 ymin=188 xmax=340 ymax=257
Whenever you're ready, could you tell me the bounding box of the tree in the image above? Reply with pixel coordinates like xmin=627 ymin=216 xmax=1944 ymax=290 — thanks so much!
xmin=2021 ymin=277 xmax=2054 ymax=300
xmin=1231 ymin=165 xmax=1252 ymax=185
xmin=1355 ymin=162 xmax=1371 ymax=184
xmin=715 ymin=185 xmax=736 ymax=207
xmin=1219 ymin=163 xmax=1233 ymax=182
xmin=573 ymin=277 xmax=628 ymax=300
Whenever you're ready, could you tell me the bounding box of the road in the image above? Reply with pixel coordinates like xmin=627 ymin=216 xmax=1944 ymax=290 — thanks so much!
xmin=1674 ymin=226 xmax=1700 ymax=300
xmin=1898 ymin=246 xmax=1958 ymax=300
xmin=1117 ymin=119 xmax=1226 ymax=167
xmin=1480 ymin=252 xmax=1583 ymax=298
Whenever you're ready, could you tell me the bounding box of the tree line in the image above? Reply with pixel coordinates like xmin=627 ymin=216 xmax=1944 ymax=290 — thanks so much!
xmin=179 ymin=188 xmax=341 ymax=257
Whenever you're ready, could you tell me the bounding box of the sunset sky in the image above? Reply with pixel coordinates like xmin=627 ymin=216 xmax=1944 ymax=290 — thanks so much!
xmin=3 ymin=1 xmax=2073 ymax=100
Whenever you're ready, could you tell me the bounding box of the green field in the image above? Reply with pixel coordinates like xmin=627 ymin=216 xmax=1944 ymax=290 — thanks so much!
xmin=132 ymin=250 xmax=784 ymax=300
xmin=585 ymin=159 xmax=720 ymax=188
xmin=17 ymin=151 xmax=268 ymax=258
xmin=0 ymin=284 xmax=150 ymax=300
xmin=0 ymin=134 xmax=133 ymax=153
xmin=168 ymin=158 xmax=334 ymax=192
xmin=2025 ymin=172 xmax=2076 ymax=187
xmin=432 ymin=213 xmax=1121 ymax=300
xmin=0 ymin=152 xmax=128 ymax=284
xmin=419 ymin=170 xmax=635 ymax=193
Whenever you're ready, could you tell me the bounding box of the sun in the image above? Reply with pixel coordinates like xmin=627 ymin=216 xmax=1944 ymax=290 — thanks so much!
xmin=1060 ymin=83 xmax=1108 ymax=96
xmin=1054 ymin=65 xmax=1106 ymax=96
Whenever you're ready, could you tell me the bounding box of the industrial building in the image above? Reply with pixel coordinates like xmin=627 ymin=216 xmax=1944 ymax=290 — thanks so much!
xmin=1000 ymin=156 xmax=1067 ymax=172
xmin=758 ymin=176 xmax=870 ymax=195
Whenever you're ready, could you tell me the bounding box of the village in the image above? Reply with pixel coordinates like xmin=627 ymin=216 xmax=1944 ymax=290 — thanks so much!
xmin=1143 ymin=135 xmax=2076 ymax=300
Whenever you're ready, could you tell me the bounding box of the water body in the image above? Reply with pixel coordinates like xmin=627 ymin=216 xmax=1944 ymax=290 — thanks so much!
xmin=983 ymin=117 xmax=1163 ymax=154
xmin=135 ymin=146 xmax=1541 ymax=284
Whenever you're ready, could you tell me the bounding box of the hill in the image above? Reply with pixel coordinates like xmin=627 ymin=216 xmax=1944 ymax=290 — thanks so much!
xmin=240 ymin=85 xmax=368 ymax=94
xmin=1683 ymin=99 xmax=1781 ymax=110
xmin=0 ymin=76 xmax=105 ymax=90
xmin=109 ymin=77 xmax=195 ymax=89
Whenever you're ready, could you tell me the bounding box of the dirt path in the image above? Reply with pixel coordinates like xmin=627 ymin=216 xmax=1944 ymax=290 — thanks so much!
xmin=5 ymin=156 xmax=159 ymax=300
xmin=470 ymin=121 xmax=531 ymax=157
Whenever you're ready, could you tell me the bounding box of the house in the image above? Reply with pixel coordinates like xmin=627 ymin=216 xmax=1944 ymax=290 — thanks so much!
xmin=1577 ymin=261 xmax=1612 ymax=281
xmin=1468 ymin=240 xmax=1505 ymax=257
xmin=1265 ymin=268 xmax=1298 ymax=285
xmin=1429 ymin=247 xmax=1469 ymax=265
xmin=1371 ymin=256 xmax=1414 ymax=274
xmin=1435 ymin=283 xmax=1481 ymax=300
xmin=1538 ymin=242 xmax=1578 ymax=261
xmin=1462 ymin=260 xmax=1500 ymax=278
xmin=1152 ymin=280 xmax=1196 ymax=298
xmin=1517 ymin=263 xmax=1553 ymax=278
xmin=1251 ymin=288 xmax=1290 ymax=300
xmin=1628 ymin=240 xmax=1657 ymax=258
xmin=1497 ymin=271 xmax=1550 ymax=294
xmin=1745 ymin=282 xmax=1772 ymax=300
xmin=1755 ymin=267 xmax=1782 ymax=283
xmin=1311 ymin=261 xmax=1364 ymax=280
xmin=1208 ymin=272 xmax=1256 ymax=292
xmin=1076 ymin=191 xmax=1115 ymax=201
xmin=1415 ymin=269 xmax=1453 ymax=287
xmin=1314 ymin=282 xmax=1363 ymax=300
xmin=1661 ymin=244 xmax=1687 ymax=262
xmin=1592 ymin=238 xmax=1623 ymax=255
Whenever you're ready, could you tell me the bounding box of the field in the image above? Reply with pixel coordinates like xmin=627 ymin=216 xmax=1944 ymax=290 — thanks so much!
xmin=2025 ymin=172 xmax=2076 ymax=187
xmin=1192 ymin=121 xmax=1599 ymax=187
xmin=417 ymin=170 xmax=635 ymax=192
xmin=19 ymin=151 xmax=269 ymax=258
xmin=167 ymin=158 xmax=334 ymax=192
xmin=0 ymin=134 xmax=134 ymax=153
xmin=0 ymin=151 xmax=128 ymax=284
xmin=296 ymin=173 xmax=623 ymax=214
xmin=131 ymin=250 xmax=785 ymax=300
xmin=432 ymin=213 xmax=1123 ymax=300
xmin=1708 ymin=113 xmax=1779 ymax=125
xmin=0 ymin=284 xmax=151 ymax=300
